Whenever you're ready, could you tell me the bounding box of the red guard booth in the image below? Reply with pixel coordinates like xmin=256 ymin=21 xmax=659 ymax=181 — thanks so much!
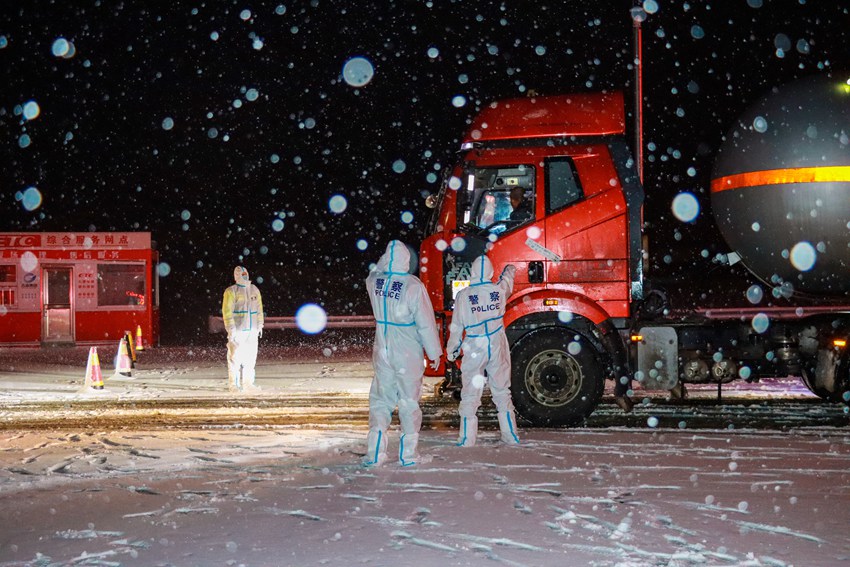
xmin=0 ymin=232 xmax=159 ymax=346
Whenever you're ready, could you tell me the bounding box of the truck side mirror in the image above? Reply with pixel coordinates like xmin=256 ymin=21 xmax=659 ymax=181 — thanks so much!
xmin=455 ymin=185 xmax=473 ymax=226
xmin=457 ymin=185 xmax=471 ymax=209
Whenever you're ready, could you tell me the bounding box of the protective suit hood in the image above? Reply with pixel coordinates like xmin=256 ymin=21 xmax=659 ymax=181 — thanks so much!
xmin=234 ymin=266 xmax=249 ymax=285
xmin=376 ymin=240 xmax=410 ymax=274
xmin=469 ymin=255 xmax=494 ymax=284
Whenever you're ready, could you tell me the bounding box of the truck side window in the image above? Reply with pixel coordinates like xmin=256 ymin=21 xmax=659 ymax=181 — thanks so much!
xmin=545 ymin=157 xmax=583 ymax=214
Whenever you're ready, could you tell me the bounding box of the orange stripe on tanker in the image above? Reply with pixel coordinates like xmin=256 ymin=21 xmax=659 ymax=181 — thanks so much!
xmin=711 ymin=165 xmax=850 ymax=193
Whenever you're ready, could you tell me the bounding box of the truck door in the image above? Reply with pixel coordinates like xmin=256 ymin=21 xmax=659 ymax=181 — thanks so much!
xmin=41 ymin=266 xmax=74 ymax=344
xmin=543 ymin=152 xmax=631 ymax=317
xmin=534 ymin=157 xmax=586 ymax=284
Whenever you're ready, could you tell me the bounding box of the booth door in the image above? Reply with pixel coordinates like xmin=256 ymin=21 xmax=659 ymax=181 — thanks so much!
xmin=42 ymin=267 xmax=74 ymax=343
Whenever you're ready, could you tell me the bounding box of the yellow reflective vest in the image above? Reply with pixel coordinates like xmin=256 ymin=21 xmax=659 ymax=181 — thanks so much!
xmin=222 ymin=283 xmax=264 ymax=334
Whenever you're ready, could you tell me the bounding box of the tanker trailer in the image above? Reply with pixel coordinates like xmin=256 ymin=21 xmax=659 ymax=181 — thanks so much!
xmin=708 ymin=74 xmax=850 ymax=402
xmin=611 ymin=74 xmax=850 ymax=409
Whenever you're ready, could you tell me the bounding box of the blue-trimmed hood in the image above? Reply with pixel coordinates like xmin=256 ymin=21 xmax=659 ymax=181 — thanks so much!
xmin=470 ymin=255 xmax=494 ymax=283
xmin=376 ymin=240 xmax=410 ymax=274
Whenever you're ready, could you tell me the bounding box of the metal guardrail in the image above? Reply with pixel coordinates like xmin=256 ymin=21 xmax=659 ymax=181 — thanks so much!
xmin=208 ymin=315 xmax=374 ymax=333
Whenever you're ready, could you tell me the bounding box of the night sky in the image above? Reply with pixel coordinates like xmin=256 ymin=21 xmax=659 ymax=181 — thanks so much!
xmin=2 ymin=1 xmax=847 ymax=343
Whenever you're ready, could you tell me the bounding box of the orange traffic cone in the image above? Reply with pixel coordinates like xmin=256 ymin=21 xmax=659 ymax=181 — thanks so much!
xmin=115 ymin=337 xmax=133 ymax=377
xmin=124 ymin=330 xmax=137 ymax=367
xmin=85 ymin=347 xmax=105 ymax=390
xmin=135 ymin=325 xmax=145 ymax=351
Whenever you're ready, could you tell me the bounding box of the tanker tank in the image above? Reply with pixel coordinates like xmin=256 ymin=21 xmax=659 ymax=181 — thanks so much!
xmin=710 ymin=75 xmax=850 ymax=296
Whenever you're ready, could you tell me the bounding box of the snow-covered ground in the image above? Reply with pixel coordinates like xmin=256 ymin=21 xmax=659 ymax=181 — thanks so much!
xmin=0 ymin=345 xmax=848 ymax=566
xmin=1 ymin=427 xmax=848 ymax=566
xmin=0 ymin=342 xmax=377 ymax=404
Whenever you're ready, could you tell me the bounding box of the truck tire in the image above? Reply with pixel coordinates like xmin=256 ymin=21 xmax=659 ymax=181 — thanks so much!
xmin=510 ymin=327 xmax=606 ymax=427
xmin=800 ymin=352 xmax=850 ymax=404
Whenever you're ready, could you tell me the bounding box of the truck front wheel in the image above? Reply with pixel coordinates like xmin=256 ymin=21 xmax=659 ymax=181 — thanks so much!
xmin=510 ymin=328 xmax=606 ymax=427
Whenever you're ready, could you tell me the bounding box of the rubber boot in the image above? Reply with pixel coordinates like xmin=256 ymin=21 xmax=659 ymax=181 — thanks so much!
xmin=399 ymin=433 xmax=420 ymax=466
xmin=498 ymin=410 xmax=520 ymax=445
xmin=230 ymin=365 xmax=242 ymax=392
xmin=457 ymin=415 xmax=478 ymax=447
xmin=242 ymin=369 xmax=261 ymax=392
xmin=363 ymin=429 xmax=388 ymax=467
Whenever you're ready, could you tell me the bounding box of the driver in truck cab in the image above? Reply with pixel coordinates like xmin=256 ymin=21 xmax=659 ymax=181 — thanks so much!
xmin=508 ymin=186 xmax=532 ymax=222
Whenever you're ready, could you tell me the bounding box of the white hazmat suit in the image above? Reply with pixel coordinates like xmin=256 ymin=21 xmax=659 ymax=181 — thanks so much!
xmin=446 ymin=256 xmax=519 ymax=446
xmin=222 ymin=266 xmax=264 ymax=391
xmin=365 ymin=241 xmax=442 ymax=467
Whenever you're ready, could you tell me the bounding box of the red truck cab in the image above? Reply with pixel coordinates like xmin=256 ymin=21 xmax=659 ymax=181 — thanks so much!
xmin=421 ymin=92 xmax=644 ymax=425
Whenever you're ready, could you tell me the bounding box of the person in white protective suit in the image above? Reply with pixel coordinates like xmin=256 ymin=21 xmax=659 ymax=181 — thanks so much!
xmin=222 ymin=266 xmax=264 ymax=392
xmin=446 ymin=255 xmax=520 ymax=446
xmin=364 ymin=240 xmax=442 ymax=467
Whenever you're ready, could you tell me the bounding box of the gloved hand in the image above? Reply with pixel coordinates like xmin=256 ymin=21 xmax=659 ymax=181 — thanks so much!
xmin=429 ymin=358 xmax=440 ymax=371
xmin=446 ymin=351 xmax=457 ymax=363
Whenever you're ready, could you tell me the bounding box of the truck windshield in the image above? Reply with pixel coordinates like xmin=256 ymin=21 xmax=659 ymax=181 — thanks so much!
xmin=463 ymin=165 xmax=535 ymax=230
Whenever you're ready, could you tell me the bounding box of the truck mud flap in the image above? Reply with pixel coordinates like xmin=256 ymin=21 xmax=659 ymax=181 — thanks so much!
xmin=636 ymin=326 xmax=679 ymax=390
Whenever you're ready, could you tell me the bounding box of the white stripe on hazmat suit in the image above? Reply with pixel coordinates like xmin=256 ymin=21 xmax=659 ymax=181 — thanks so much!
xmin=446 ymin=255 xmax=519 ymax=446
xmin=222 ymin=266 xmax=264 ymax=391
xmin=364 ymin=241 xmax=442 ymax=466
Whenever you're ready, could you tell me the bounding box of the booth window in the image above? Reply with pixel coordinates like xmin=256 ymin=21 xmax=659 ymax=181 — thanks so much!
xmin=0 ymin=265 xmax=15 ymax=307
xmin=97 ymin=263 xmax=145 ymax=306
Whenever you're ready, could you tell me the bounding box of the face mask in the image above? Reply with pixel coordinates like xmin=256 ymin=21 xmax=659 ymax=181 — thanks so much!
xmin=234 ymin=267 xmax=249 ymax=284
